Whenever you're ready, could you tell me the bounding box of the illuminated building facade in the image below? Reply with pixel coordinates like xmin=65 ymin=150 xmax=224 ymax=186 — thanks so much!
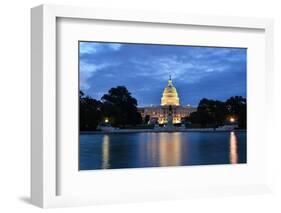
xmin=138 ymin=76 xmax=197 ymax=124
xmin=161 ymin=77 xmax=180 ymax=106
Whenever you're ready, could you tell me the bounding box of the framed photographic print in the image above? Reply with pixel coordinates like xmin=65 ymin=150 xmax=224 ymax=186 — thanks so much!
xmin=31 ymin=4 xmax=274 ymax=208
xmin=78 ymin=41 xmax=247 ymax=171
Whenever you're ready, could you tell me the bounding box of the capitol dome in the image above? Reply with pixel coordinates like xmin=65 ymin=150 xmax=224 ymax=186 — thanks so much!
xmin=161 ymin=76 xmax=180 ymax=106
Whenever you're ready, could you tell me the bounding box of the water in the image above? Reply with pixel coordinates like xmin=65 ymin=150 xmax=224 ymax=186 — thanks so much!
xmin=79 ymin=131 xmax=246 ymax=170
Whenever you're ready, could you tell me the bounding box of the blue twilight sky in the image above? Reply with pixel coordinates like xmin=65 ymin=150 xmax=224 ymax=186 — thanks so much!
xmin=79 ymin=41 xmax=246 ymax=107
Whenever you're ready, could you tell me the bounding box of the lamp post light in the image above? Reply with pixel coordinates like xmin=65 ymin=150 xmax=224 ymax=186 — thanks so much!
xmin=105 ymin=118 xmax=109 ymax=123
xmin=229 ymin=117 xmax=235 ymax=123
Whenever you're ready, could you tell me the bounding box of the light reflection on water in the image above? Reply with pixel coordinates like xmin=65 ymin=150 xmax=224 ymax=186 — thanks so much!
xmin=79 ymin=131 xmax=246 ymax=170
xmin=229 ymin=132 xmax=238 ymax=164
xmin=139 ymin=133 xmax=182 ymax=167
xmin=102 ymin=135 xmax=110 ymax=169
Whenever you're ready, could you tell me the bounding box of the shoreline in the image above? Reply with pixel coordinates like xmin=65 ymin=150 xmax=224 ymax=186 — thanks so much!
xmin=80 ymin=129 xmax=246 ymax=134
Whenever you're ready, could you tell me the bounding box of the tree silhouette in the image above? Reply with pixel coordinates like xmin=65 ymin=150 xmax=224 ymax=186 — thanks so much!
xmin=189 ymin=96 xmax=246 ymax=129
xmin=101 ymin=86 xmax=142 ymax=127
xmin=79 ymin=91 xmax=103 ymax=131
xmin=226 ymin=96 xmax=247 ymax=128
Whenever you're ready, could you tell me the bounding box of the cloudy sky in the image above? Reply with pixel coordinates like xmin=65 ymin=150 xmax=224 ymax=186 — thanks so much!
xmin=79 ymin=41 xmax=246 ymax=107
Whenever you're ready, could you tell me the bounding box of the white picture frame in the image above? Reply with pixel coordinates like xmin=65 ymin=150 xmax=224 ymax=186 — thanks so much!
xmin=31 ymin=4 xmax=274 ymax=208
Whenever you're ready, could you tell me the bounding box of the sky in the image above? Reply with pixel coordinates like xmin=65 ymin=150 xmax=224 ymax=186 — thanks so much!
xmin=79 ymin=41 xmax=246 ymax=107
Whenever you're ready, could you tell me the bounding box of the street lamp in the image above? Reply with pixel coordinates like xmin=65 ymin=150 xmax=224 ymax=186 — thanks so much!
xmin=105 ymin=118 xmax=109 ymax=123
xmin=229 ymin=117 xmax=235 ymax=123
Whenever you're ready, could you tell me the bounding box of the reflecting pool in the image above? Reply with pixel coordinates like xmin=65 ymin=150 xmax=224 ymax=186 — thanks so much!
xmin=79 ymin=131 xmax=246 ymax=170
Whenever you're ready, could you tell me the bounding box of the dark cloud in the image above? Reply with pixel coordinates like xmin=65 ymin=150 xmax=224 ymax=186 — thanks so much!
xmin=79 ymin=42 xmax=246 ymax=106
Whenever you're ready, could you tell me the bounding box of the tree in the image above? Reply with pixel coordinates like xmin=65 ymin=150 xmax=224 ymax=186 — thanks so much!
xmin=189 ymin=99 xmax=226 ymax=127
xmin=225 ymin=96 xmax=247 ymax=128
xmin=79 ymin=90 xmax=84 ymax=99
xmin=188 ymin=96 xmax=246 ymax=129
xmin=79 ymin=90 xmax=103 ymax=131
xmin=101 ymin=86 xmax=142 ymax=127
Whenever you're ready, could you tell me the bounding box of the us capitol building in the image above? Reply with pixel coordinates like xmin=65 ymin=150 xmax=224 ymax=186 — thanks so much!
xmin=138 ymin=76 xmax=197 ymax=125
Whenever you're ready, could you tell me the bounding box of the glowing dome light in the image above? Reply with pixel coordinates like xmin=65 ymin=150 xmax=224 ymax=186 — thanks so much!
xmin=161 ymin=76 xmax=180 ymax=106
